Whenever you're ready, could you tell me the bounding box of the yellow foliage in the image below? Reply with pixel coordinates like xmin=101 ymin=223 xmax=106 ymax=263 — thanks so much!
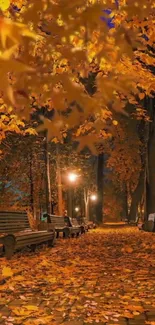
xmin=0 ymin=17 xmax=37 ymax=49
xmin=0 ymin=0 xmax=10 ymax=11
xmin=0 ymin=0 xmax=154 ymax=146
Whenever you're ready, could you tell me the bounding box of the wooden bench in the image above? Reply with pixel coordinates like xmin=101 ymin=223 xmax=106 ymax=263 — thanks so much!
xmin=77 ymin=217 xmax=89 ymax=232
xmin=47 ymin=215 xmax=82 ymax=238
xmin=87 ymin=221 xmax=96 ymax=229
xmin=65 ymin=217 xmax=83 ymax=236
xmin=0 ymin=211 xmax=55 ymax=259
xmin=142 ymin=220 xmax=155 ymax=232
xmin=48 ymin=215 xmax=70 ymax=238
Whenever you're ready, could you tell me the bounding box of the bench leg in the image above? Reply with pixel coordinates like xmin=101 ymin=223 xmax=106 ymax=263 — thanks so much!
xmin=5 ymin=248 xmax=14 ymax=260
xmin=81 ymin=227 xmax=85 ymax=234
xmin=31 ymin=244 xmax=37 ymax=252
xmin=48 ymin=234 xmax=55 ymax=247
xmin=76 ymin=232 xmax=80 ymax=237
xmin=4 ymin=236 xmax=16 ymax=260
xmin=71 ymin=233 xmax=75 ymax=238
xmin=48 ymin=240 xmax=53 ymax=247
xmin=64 ymin=228 xmax=70 ymax=238
xmin=56 ymin=232 xmax=59 ymax=238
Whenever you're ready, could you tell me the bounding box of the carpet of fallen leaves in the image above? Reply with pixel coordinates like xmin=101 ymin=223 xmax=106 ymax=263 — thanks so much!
xmin=0 ymin=227 xmax=155 ymax=325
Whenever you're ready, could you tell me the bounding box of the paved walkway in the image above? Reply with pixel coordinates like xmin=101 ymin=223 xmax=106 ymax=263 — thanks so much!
xmin=0 ymin=227 xmax=155 ymax=325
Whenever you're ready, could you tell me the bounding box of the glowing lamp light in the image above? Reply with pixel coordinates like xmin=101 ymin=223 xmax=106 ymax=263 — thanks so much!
xmin=75 ymin=207 xmax=79 ymax=212
xmin=68 ymin=172 xmax=78 ymax=183
xmin=90 ymin=194 xmax=97 ymax=201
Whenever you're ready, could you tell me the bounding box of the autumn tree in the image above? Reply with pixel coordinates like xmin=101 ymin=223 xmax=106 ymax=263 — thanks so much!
xmin=0 ymin=0 xmax=154 ymax=221
xmin=0 ymin=133 xmax=47 ymax=216
xmin=0 ymin=0 xmax=154 ymax=136
xmin=105 ymin=114 xmax=146 ymax=221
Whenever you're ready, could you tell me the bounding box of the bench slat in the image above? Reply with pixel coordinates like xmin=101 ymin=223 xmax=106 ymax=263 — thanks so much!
xmin=16 ymin=233 xmax=52 ymax=247
xmin=0 ymin=218 xmax=29 ymax=221
xmin=15 ymin=230 xmax=51 ymax=239
xmin=0 ymin=229 xmax=30 ymax=233
xmin=0 ymin=228 xmax=31 ymax=234
xmin=0 ymin=219 xmax=29 ymax=222
xmin=0 ymin=220 xmax=29 ymax=224
xmin=16 ymin=234 xmax=53 ymax=242
xmin=0 ymin=213 xmax=27 ymax=216
xmin=0 ymin=219 xmax=29 ymax=227
xmin=0 ymin=215 xmax=28 ymax=219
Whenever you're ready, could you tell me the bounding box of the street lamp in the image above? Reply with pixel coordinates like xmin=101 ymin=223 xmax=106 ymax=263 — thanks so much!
xmin=75 ymin=207 xmax=80 ymax=212
xmin=68 ymin=172 xmax=78 ymax=183
xmin=90 ymin=194 xmax=97 ymax=201
xmin=67 ymin=172 xmax=80 ymax=219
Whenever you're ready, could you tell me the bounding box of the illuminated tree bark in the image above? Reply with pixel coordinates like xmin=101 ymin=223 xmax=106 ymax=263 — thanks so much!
xmin=96 ymin=153 xmax=104 ymax=224
xmin=84 ymin=188 xmax=89 ymax=221
xmin=29 ymin=150 xmax=34 ymax=216
xmin=146 ymin=97 xmax=155 ymax=217
xmin=56 ymin=145 xmax=63 ymax=216
xmin=44 ymin=132 xmax=52 ymax=215
xmin=129 ymin=171 xmax=144 ymax=221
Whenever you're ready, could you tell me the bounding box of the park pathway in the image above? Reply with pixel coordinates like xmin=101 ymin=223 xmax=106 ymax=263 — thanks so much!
xmin=0 ymin=227 xmax=155 ymax=325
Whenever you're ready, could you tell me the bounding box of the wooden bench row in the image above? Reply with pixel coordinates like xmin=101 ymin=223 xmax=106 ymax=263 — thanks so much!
xmin=0 ymin=212 xmax=89 ymax=259
xmin=39 ymin=215 xmax=86 ymax=237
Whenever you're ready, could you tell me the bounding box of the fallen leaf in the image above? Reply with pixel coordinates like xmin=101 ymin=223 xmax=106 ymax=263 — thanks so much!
xmin=2 ymin=267 xmax=13 ymax=277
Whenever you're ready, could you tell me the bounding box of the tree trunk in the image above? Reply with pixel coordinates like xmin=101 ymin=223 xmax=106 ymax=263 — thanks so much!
xmin=129 ymin=108 xmax=149 ymax=221
xmin=84 ymin=188 xmax=89 ymax=221
xmin=121 ymin=184 xmax=128 ymax=220
xmin=129 ymin=170 xmax=144 ymax=221
xmin=68 ymin=187 xmax=73 ymax=218
xmin=57 ymin=145 xmax=63 ymax=216
xmin=146 ymin=99 xmax=155 ymax=216
xmin=29 ymin=151 xmax=34 ymax=217
xmin=96 ymin=153 xmax=104 ymax=224
xmin=44 ymin=132 xmax=52 ymax=215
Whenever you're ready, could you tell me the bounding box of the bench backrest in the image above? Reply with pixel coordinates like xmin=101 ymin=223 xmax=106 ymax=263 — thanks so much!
xmin=49 ymin=215 xmax=66 ymax=228
xmin=148 ymin=214 xmax=155 ymax=222
xmin=0 ymin=211 xmax=31 ymax=234
xmin=69 ymin=218 xmax=80 ymax=227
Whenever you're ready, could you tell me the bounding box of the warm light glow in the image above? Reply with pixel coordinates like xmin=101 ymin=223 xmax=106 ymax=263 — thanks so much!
xmin=75 ymin=207 xmax=79 ymax=212
xmin=90 ymin=194 xmax=97 ymax=201
xmin=68 ymin=172 xmax=78 ymax=183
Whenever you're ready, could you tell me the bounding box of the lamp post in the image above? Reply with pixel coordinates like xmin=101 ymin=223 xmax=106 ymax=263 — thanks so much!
xmin=67 ymin=172 xmax=78 ymax=219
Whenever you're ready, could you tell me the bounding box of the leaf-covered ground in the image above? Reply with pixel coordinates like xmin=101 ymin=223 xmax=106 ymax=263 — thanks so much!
xmin=0 ymin=227 xmax=155 ymax=325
